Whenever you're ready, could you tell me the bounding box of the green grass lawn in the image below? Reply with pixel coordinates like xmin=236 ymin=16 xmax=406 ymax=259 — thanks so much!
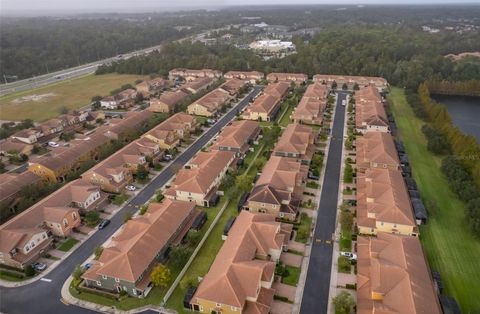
xmin=295 ymin=213 xmax=312 ymax=243
xmin=282 ymin=266 xmax=301 ymax=286
xmin=0 ymin=270 xmax=25 ymax=282
xmin=389 ymin=87 xmax=480 ymax=313
xmin=0 ymin=73 xmax=148 ymax=121
xmin=337 ymin=256 xmax=351 ymax=274
xmin=278 ymin=104 xmax=294 ymax=127
xmin=57 ymin=238 xmax=79 ymax=252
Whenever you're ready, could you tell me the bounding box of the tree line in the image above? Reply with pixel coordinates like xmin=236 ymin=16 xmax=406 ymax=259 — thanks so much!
xmin=95 ymin=26 xmax=480 ymax=90
xmin=414 ymin=83 xmax=480 ymax=237
xmin=425 ymin=79 xmax=480 ymax=96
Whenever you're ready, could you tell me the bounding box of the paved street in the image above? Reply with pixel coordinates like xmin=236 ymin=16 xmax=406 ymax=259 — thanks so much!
xmin=299 ymin=92 xmax=347 ymax=314
xmin=0 ymin=86 xmax=262 ymax=314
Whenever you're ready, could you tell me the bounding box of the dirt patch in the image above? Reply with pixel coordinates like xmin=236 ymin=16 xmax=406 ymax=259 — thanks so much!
xmin=11 ymin=93 xmax=57 ymax=104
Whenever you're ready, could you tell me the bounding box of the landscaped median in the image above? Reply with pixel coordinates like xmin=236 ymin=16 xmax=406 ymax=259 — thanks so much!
xmin=388 ymin=87 xmax=480 ymax=313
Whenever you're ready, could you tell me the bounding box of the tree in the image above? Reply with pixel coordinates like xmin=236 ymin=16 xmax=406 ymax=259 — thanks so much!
xmin=235 ymin=174 xmax=253 ymax=193
xmin=332 ymin=291 xmax=355 ymax=314
xmin=72 ymin=264 xmax=84 ymax=281
xmin=169 ymin=246 xmax=192 ymax=266
xmin=94 ymin=245 xmax=104 ymax=260
xmin=136 ymin=164 xmax=149 ymax=181
xmin=150 ymin=264 xmax=171 ymax=288
xmin=85 ymin=211 xmax=100 ymax=227
xmin=332 ymin=81 xmax=338 ymax=90
xmin=24 ymin=265 xmax=35 ymax=277
xmin=185 ymin=230 xmax=202 ymax=248
xmin=342 ymin=83 xmax=348 ymax=90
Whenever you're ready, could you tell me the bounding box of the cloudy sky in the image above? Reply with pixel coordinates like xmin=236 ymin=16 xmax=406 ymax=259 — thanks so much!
xmin=1 ymin=0 xmax=479 ymax=15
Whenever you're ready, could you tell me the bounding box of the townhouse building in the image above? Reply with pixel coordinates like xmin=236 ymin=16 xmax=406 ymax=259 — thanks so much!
xmin=224 ymin=71 xmax=264 ymax=83
xmin=187 ymin=88 xmax=232 ymax=117
xmin=272 ymin=123 xmax=315 ymax=165
xmin=262 ymin=81 xmax=290 ymax=99
xmin=241 ymin=94 xmax=281 ymax=122
xmin=357 ymin=233 xmax=442 ymax=314
xmin=313 ymin=74 xmax=388 ymax=92
xmin=82 ymin=200 xmax=197 ymax=297
xmin=356 ymin=132 xmax=400 ymax=172
xmin=165 ymin=150 xmax=236 ymax=207
xmin=245 ymin=156 xmax=307 ymax=220
xmin=181 ymin=77 xmax=215 ymax=94
xmin=190 ymin=211 xmax=293 ymax=314
xmin=357 ymin=168 xmax=418 ymax=236
xmin=355 ymin=85 xmax=390 ymax=133
xmin=266 ymin=72 xmax=308 ymax=85
xmin=148 ymin=90 xmax=190 ymax=113
xmin=136 ymin=78 xmax=170 ymax=96
xmin=292 ymin=83 xmax=328 ymax=125
xmin=169 ymin=68 xmax=222 ymax=81
xmin=211 ymin=120 xmax=261 ymax=156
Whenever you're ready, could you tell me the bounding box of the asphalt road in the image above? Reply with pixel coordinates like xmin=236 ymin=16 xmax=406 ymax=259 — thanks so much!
xmin=0 ymin=45 xmax=162 ymax=97
xmin=299 ymin=92 xmax=347 ymax=314
xmin=0 ymin=86 xmax=262 ymax=314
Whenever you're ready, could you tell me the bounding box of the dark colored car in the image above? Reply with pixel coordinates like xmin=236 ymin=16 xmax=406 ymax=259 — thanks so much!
xmin=98 ymin=219 xmax=111 ymax=229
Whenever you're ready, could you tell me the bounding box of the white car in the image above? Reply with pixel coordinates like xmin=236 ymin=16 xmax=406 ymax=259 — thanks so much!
xmin=126 ymin=185 xmax=136 ymax=191
xmin=340 ymin=252 xmax=357 ymax=260
xmin=48 ymin=141 xmax=59 ymax=148
xmin=342 ymin=100 xmax=346 ymax=106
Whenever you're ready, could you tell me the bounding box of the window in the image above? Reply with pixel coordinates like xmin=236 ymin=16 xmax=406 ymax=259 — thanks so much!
xmin=115 ymin=278 xmax=120 ymax=283
xmin=72 ymin=212 xmax=78 ymax=220
xmin=102 ymin=275 xmax=107 ymax=279
xmin=96 ymin=281 xmax=101 ymax=286
xmin=216 ymin=303 xmax=222 ymax=308
xmin=393 ymin=224 xmax=397 ymax=228
xmin=63 ymin=218 xmax=68 ymax=227
xmin=380 ymin=222 xmax=384 ymax=226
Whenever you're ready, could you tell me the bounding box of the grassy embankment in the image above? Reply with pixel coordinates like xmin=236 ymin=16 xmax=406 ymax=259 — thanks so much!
xmin=389 ymin=87 xmax=480 ymax=313
xmin=0 ymin=73 xmax=148 ymax=122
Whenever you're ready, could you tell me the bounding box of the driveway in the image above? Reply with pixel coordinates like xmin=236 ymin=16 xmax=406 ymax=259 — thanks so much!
xmin=271 ymin=300 xmax=294 ymax=314
xmin=0 ymin=86 xmax=263 ymax=314
xmin=281 ymin=252 xmax=303 ymax=268
xmin=273 ymin=282 xmax=296 ymax=301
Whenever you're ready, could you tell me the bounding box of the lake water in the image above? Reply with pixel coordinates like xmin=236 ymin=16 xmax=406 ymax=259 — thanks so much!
xmin=432 ymin=95 xmax=480 ymax=144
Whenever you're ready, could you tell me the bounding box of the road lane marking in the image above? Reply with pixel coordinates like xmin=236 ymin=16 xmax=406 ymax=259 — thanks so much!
xmin=40 ymin=278 xmax=52 ymax=282
xmin=325 ymin=240 xmax=332 ymax=244
xmin=315 ymin=239 xmax=322 ymax=243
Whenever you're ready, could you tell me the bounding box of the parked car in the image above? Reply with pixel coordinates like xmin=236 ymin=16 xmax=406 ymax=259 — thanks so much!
xmin=83 ymin=263 xmax=93 ymax=271
xmin=163 ymin=154 xmax=173 ymax=161
xmin=126 ymin=185 xmax=136 ymax=191
xmin=340 ymin=252 xmax=357 ymax=260
xmin=48 ymin=141 xmax=59 ymax=148
xmin=98 ymin=219 xmax=111 ymax=229
xmin=32 ymin=262 xmax=47 ymax=272
xmin=207 ymin=118 xmax=216 ymax=124
xmin=308 ymin=171 xmax=320 ymax=180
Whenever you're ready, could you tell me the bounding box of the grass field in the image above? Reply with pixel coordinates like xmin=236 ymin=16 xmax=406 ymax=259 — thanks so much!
xmin=57 ymin=238 xmax=79 ymax=252
xmin=388 ymin=87 xmax=480 ymax=313
xmin=0 ymin=73 xmax=148 ymax=122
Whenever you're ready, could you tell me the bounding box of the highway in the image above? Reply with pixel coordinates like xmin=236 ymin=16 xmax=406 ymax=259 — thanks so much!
xmin=0 ymin=45 xmax=163 ymax=97
xmin=299 ymin=92 xmax=347 ymax=314
xmin=0 ymin=86 xmax=262 ymax=314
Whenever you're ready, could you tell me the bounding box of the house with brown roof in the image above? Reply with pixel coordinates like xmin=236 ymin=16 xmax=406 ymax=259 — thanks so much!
xmin=149 ymin=112 xmax=198 ymax=139
xmin=148 ymin=90 xmax=190 ymax=113
xmin=219 ymin=79 xmax=247 ymax=96
xmin=267 ymin=72 xmax=308 ymax=85
xmin=187 ymin=88 xmax=232 ymax=117
xmin=356 ymin=132 xmax=400 ymax=172
xmin=165 ymin=150 xmax=236 ymax=207
xmin=136 ymin=78 xmax=170 ymax=96
xmin=292 ymin=83 xmax=328 ymax=125
xmin=0 ymin=138 xmax=33 ymax=156
xmin=245 ymin=156 xmax=307 ymax=220
xmin=241 ymin=94 xmax=281 ymax=122
xmin=357 ymin=168 xmax=418 ymax=236
xmin=0 ymin=172 xmax=43 ymax=219
xmin=190 ymin=211 xmax=292 ymax=313
xmin=273 ymin=124 xmax=315 ymax=164
xmin=262 ymin=81 xmax=290 ymax=99
xmin=143 ymin=128 xmax=180 ymax=151
xmin=169 ymin=68 xmax=222 ymax=81
xmin=211 ymin=120 xmax=260 ymax=156
xmin=355 ymin=86 xmax=390 ymax=133
xmin=357 ymin=233 xmax=441 ymax=314
xmin=313 ymin=74 xmax=388 ymax=92
xmin=224 ymin=71 xmax=264 ymax=83
xmin=82 ymin=199 xmax=196 ymax=297
xmin=11 ymin=129 xmax=38 ymax=144
xmin=182 ymin=77 xmax=214 ymax=94
xmin=38 ymin=118 xmax=64 ymax=135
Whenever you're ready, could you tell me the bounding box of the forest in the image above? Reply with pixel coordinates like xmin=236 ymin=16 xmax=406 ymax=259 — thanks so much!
xmin=95 ymin=25 xmax=480 ymax=90
xmin=2 ymin=4 xmax=479 ymax=80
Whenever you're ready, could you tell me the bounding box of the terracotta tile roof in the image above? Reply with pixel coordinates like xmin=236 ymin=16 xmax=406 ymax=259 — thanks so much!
xmin=302 ymin=82 xmax=329 ymax=99
xmin=83 ymin=199 xmax=195 ymax=284
xmin=192 ymin=88 xmax=231 ymax=112
xmin=357 ymin=233 xmax=441 ymax=314
xmin=248 ymin=156 xmax=307 ymax=210
xmin=355 ymin=86 xmax=389 ymax=129
xmin=156 ymin=90 xmax=189 ymax=107
xmin=357 ymin=168 xmax=417 ymax=229
xmin=313 ymin=74 xmax=388 ymax=87
xmin=167 ymin=150 xmax=235 ymax=195
xmin=211 ymin=120 xmax=260 ymax=152
xmin=169 ymin=68 xmax=222 ymax=78
xmin=0 ymin=171 xmax=42 ymax=203
xmin=181 ymin=77 xmax=213 ymax=92
xmin=224 ymin=71 xmax=264 ymax=81
xmin=150 ymin=112 xmax=196 ymax=136
xmin=273 ymin=124 xmax=314 ymax=160
xmin=245 ymin=94 xmax=280 ymax=115
xmin=266 ymin=72 xmax=308 ymax=83
xmin=0 ymin=139 xmax=30 ymax=153
xmin=192 ymin=211 xmax=289 ymax=309
xmin=292 ymin=97 xmax=326 ymax=124
xmin=356 ymin=132 xmax=399 ymax=169
xmin=219 ymin=79 xmax=247 ymax=95
xmin=263 ymin=82 xmax=290 ymax=98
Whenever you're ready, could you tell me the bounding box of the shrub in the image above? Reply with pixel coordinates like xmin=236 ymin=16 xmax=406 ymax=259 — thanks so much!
xmin=24 ymin=265 xmax=35 ymax=277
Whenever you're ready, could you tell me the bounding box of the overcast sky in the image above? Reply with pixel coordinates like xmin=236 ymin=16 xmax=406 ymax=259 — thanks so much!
xmin=1 ymin=0 xmax=480 ymax=15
